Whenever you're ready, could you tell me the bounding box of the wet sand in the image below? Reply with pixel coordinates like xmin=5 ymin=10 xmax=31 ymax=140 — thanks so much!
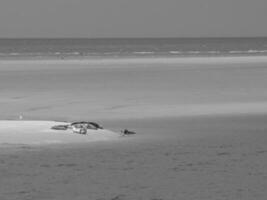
xmin=1 ymin=115 xmax=267 ymax=200
xmin=1 ymin=56 xmax=267 ymax=199
xmin=2 ymin=56 xmax=267 ymax=121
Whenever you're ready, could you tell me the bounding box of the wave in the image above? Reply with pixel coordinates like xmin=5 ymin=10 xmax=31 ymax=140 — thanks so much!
xmin=0 ymin=52 xmax=82 ymax=56
xmin=169 ymin=51 xmax=182 ymax=54
xmin=229 ymin=50 xmax=267 ymax=54
xmin=170 ymin=50 xmax=267 ymax=55
xmin=248 ymin=50 xmax=267 ymax=53
xmin=187 ymin=51 xmax=201 ymax=54
xmin=207 ymin=51 xmax=220 ymax=54
xmin=133 ymin=51 xmax=155 ymax=55
xmin=0 ymin=49 xmax=267 ymax=58
xmin=170 ymin=50 xmax=219 ymax=55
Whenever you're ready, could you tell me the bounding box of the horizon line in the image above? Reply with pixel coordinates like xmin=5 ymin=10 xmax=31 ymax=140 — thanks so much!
xmin=0 ymin=36 xmax=267 ymax=40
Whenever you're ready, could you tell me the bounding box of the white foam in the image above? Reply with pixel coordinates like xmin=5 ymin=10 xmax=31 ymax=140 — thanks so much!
xmin=133 ymin=51 xmax=155 ymax=54
xmin=169 ymin=51 xmax=182 ymax=54
xmin=187 ymin=51 xmax=201 ymax=54
xmin=229 ymin=50 xmax=267 ymax=54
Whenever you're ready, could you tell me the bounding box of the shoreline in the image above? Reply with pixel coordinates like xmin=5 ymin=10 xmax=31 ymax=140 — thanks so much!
xmin=0 ymin=120 xmax=121 ymax=146
xmin=1 ymin=55 xmax=267 ymax=72
xmin=0 ymin=55 xmax=267 ymax=64
xmin=1 ymin=111 xmax=267 ymax=148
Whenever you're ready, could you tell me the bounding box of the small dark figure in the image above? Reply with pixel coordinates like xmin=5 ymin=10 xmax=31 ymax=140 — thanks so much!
xmin=122 ymin=129 xmax=136 ymax=136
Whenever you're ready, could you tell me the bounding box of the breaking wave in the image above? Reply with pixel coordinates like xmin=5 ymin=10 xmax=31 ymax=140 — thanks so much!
xmin=0 ymin=50 xmax=267 ymax=58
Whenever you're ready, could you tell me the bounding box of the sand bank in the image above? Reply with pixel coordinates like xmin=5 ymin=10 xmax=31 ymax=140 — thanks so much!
xmin=1 ymin=56 xmax=267 ymax=199
xmin=0 ymin=120 xmax=120 ymax=145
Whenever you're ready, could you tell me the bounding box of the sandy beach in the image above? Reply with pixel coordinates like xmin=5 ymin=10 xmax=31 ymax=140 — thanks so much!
xmin=1 ymin=56 xmax=267 ymax=199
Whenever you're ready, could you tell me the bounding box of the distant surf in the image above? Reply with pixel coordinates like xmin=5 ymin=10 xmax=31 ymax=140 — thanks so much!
xmin=0 ymin=38 xmax=267 ymax=59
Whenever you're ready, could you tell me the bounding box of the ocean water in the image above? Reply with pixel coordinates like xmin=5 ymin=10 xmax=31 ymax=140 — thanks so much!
xmin=0 ymin=38 xmax=267 ymax=58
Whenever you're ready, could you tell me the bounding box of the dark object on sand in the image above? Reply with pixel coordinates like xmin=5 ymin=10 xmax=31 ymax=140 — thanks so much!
xmin=70 ymin=121 xmax=103 ymax=130
xmin=122 ymin=129 xmax=136 ymax=135
xmin=51 ymin=125 xmax=69 ymax=130
xmin=79 ymin=127 xmax=87 ymax=135
xmin=71 ymin=124 xmax=88 ymax=134
xmin=51 ymin=121 xmax=103 ymax=135
xmin=88 ymin=122 xmax=103 ymax=129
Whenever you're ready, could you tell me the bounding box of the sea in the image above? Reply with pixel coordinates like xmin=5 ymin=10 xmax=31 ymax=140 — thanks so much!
xmin=0 ymin=37 xmax=267 ymax=58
